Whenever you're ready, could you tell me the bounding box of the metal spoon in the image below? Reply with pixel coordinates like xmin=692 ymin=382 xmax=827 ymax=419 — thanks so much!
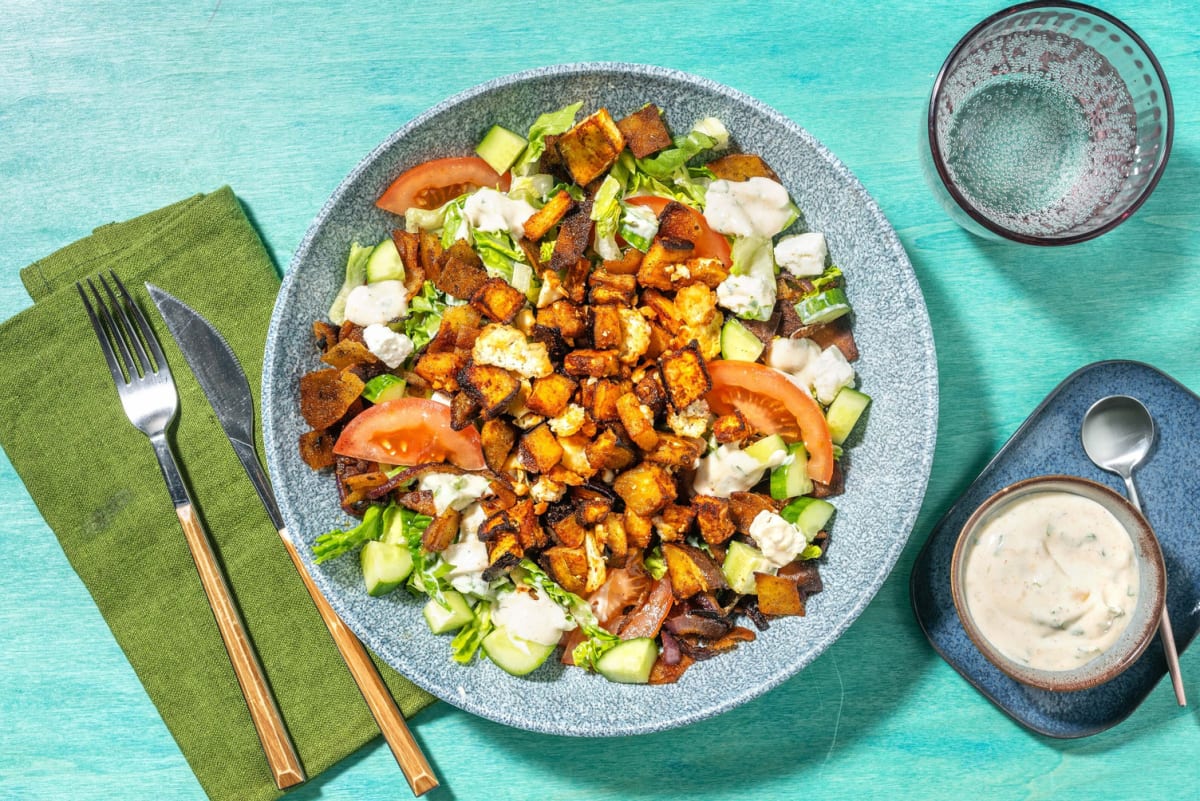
xmin=1081 ymin=395 xmax=1186 ymax=706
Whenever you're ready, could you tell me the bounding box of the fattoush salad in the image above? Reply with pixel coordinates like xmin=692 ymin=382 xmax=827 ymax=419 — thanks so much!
xmin=294 ymin=102 xmax=871 ymax=684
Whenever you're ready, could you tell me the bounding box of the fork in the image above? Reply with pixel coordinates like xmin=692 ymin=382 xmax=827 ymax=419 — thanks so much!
xmin=78 ymin=272 xmax=306 ymax=790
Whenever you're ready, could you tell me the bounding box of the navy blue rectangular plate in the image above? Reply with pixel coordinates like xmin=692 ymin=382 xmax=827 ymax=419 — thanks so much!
xmin=911 ymin=360 xmax=1199 ymax=738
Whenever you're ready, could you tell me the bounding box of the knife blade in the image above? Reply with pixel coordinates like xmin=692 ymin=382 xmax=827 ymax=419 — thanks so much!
xmin=146 ymin=282 xmax=438 ymax=796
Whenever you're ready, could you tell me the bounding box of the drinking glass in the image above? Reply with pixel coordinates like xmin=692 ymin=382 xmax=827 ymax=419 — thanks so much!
xmin=922 ymin=2 xmax=1172 ymax=245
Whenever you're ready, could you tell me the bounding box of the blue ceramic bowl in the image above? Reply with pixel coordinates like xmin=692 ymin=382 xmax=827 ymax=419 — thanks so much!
xmin=262 ymin=63 xmax=938 ymax=735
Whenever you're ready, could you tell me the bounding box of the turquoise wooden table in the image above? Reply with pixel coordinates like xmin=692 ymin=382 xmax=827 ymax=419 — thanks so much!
xmin=2 ymin=2 xmax=1198 ymax=799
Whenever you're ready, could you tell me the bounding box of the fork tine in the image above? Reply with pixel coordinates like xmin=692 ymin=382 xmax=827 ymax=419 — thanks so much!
xmin=86 ymin=277 xmax=139 ymax=383
xmin=112 ymin=271 xmax=171 ymax=378
xmin=98 ymin=272 xmax=153 ymax=377
xmin=77 ymin=282 xmax=129 ymax=388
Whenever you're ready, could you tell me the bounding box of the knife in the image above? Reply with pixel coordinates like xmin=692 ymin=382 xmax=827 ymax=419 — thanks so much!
xmin=147 ymin=283 xmax=439 ymax=797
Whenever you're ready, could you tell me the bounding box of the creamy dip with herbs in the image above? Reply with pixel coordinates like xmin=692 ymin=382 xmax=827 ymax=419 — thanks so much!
xmin=962 ymin=491 xmax=1139 ymax=671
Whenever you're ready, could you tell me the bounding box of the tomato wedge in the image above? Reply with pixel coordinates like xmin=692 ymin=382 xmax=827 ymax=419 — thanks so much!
xmin=705 ymin=360 xmax=834 ymax=483
xmin=625 ymin=195 xmax=732 ymax=266
xmin=333 ymin=397 xmax=485 ymax=470
xmin=376 ymin=156 xmax=511 ymax=215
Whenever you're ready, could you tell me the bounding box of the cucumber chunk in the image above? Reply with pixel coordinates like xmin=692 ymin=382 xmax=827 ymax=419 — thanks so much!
xmin=743 ymin=434 xmax=787 ymax=466
xmin=482 ymin=625 xmax=556 ymax=676
xmin=365 ymin=237 xmax=406 ymax=283
xmin=826 ymin=387 xmax=871 ymax=445
xmin=780 ymin=497 xmax=836 ymax=541
xmin=362 ymin=374 xmax=406 ymax=404
xmin=722 ymin=540 xmax=775 ymax=594
xmin=476 ymin=125 xmax=528 ymax=175
xmin=720 ymin=318 xmax=765 ymax=362
xmin=361 ymin=540 xmax=413 ymax=596
xmin=423 ymin=590 xmax=475 ymax=634
xmin=794 ymin=287 xmax=851 ymax=325
xmin=769 ymin=443 xmax=813 ymax=500
xmin=595 ymin=638 xmax=658 ymax=684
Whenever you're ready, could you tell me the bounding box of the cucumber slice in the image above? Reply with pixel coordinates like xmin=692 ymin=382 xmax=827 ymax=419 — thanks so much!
xmin=361 ymin=540 xmax=413 ymax=596
xmin=362 ymin=374 xmax=406 ymax=404
xmin=780 ymin=497 xmax=836 ymax=541
xmin=595 ymin=638 xmax=658 ymax=684
xmin=720 ymin=318 xmax=765 ymax=362
xmin=722 ymin=540 xmax=775 ymax=594
xmin=794 ymin=287 xmax=851 ymax=325
xmin=482 ymin=625 xmax=556 ymax=676
xmin=476 ymin=125 xmax=528 ymax=175
xmin=365 ymin=237 xmax=406 ymax=283
xmin=769 ymin=443 xmax=813 ymax=500
xmin=423 ymin=590 xmax=475 ymax=634
xmin=826 ymin=387 xmax=871 ymax=445
xmin=743 ymin=434 xmax=787 ymax=466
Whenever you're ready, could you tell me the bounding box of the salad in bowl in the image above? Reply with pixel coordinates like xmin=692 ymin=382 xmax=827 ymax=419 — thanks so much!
xmin=293 ymin=100 xmax=871 ymax=685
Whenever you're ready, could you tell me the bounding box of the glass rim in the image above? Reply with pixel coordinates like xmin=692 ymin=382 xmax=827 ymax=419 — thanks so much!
xmin=926 ymin=0 xmax=1174 ymax=246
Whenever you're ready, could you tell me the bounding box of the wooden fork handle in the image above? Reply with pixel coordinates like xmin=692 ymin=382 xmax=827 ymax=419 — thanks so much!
xmin=278 ymin=529 xmax=439 ymax=796
xmin=175 ymin=503 xmax=307 ymax=789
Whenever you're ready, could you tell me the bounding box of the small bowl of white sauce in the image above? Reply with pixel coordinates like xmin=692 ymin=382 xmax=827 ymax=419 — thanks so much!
xmin=951 ymin=475 xmax=1166 ymax=692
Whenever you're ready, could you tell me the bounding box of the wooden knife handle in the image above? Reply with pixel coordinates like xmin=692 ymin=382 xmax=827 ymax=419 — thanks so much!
xmin=278 ymin=528 xmax=438 ymax=796
xmin=175 ymin=503 xmax=307 ymax=790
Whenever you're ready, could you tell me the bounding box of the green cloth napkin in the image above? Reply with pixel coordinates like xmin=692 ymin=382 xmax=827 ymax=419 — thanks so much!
xmin=0 ymin=187 xmax=435 ymax=801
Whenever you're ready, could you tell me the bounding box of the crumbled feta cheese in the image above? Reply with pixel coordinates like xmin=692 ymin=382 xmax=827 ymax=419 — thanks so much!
xmin=767 ymin=337 xmax=855 ymax=405
xmin=344 ymin=280 xmax=408 ymax=327
xmin=716 ymin=273 xmax=776 ymax=321
xmin=462 ymin=187 xmax=536 ymax=239
xmin=536 ymin=270 xmax=567 ymax=308
xmin=774 ymin=232 xmax=828 ymax=278
xmin=809 ymin=345 xmax=856 ymax=405
xmin=494 ymin=585 xmax=577 ymax=646
xmin=617 ymin=308 xmax=651 ymax=364
xmin=749 ymin=510 xmax=807 ymax=568
xmin=530 ymin=476 xmax=566 ymax=505
xmin=362 ymin=324 xmax=414 ymax=369
xmin=428 ymin=391 xmax=453 ymax=406
xmin=667 ymin=399 xmax=712 ymax=438
xmin=419 ymin=473 xmax=492 ymax=515
xmin=472 ymin=324 xmax=553 ymax=378
xmin=547 ymin=403 xmax=585 ymax=437
xmin=703 ymin=178 xmax=793 ymax=238
xmin=766 ymin=337 xmax=822 ymax=375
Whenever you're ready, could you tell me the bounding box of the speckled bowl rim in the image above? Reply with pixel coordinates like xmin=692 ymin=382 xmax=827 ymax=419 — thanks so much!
xmin=950 ymin=475 xmax=1165 ymax=691
xmin=263 ymin=62 xmax=938 ymax=735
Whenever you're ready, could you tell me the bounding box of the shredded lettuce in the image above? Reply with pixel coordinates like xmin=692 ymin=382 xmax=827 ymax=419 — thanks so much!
xmin=473 ymin=229 xmax=525 ymax=284
xmin=404 ymin=195 xmax=463 ymax=234
xmin=800 ymin=544 xmax=823 ymax=561
xmin=637 ymin=123 xmax=720 ymax=180
xmin=404 ymin=281 xmax=450 ymax=351
xmin=451 ymin=600 xmax=493 ymax=664
xmin=313 ymin=503 xmax=385 ymax=563
xmin=511 ymin=101 xmax=583 ymax=176
xmin=810 ymin=264 xmax=844 ymax=294
xmin=643 ymin=547 xmax=667 ymax=580
xmin=730 ymin=235 xmax=775 ymax=278
xmin=590 ymin=175 xmax=623 ymax=261
xmin=519 ymin=559 xmax=620 ymax=671
xmin=507 ymin=173 xmax=556 ymax=205
xmin=327 ymin=242 xmax=372 ymax=325
xmin=440 ymin=199 xmax=468 ymax=249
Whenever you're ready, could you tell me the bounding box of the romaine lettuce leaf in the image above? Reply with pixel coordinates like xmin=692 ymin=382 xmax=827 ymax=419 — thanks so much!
xmin=511 ymin=101 xmax=583 ymax=176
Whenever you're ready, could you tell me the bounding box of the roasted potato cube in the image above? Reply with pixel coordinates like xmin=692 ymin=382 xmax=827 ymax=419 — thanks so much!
xmin=526 ymin=372 xmax=577 ymax=417
xmin=755 ymin=572 xmax=806 ymax=616
xmin=547 ymin=501 xmax=588 ymax=548
xmin=427 ymin=304 xmax=483 ymax=354
xmin=659 ymin=341 xmax=711 ymax=410
xmin=320 ymin=338 xmax=384 ymax=371
xmin=729 ymin=491 xmax=779 ymax=534
xmin=656 ymin=201 xmax=707 ymax=245
xmin=518 ymin=423 xmax=564 ymax=474
xmin=421 ymin=508 xmax=462 ymax=553
xmin=542 ymin=545 xmax=589 ymax=594
xmin=557 ymin=108 xmax=626 ymax=186
xmin=598 ymin=512 xmax=629 ymax=566
xmin=640 ymin=289 xmax=684 ymax=335
xmin=458 ymin=361 xmax=521 ymax=419
xmin=692 ymin=495 xmax=736 ymax=545
xmin=530 ymin=323 xmax=570 ymax=363
xmin=469 ymin=277 xmax=527 ymax=324
xmin=662 ymin=542 xmax=728 ymax=599
xmin=413 ymin=350 xmax=467 ymax=392
xmin=613 ymin=462 xmax=677 ymax=516
xmin=705 ymin=153 xmax=780 ymax=183
xmin=615 ymin=103 xmax=672 ymax=158
xmin=449 ymin=391 xmax=480 ymax=431
xmin=633 ymin=371 xmax=668 ymax=416
xmin=558 ymin=433 xmax=597 ymax=478
xmin=642 ymin=433 xmax=704 ymax=468
xmin=480 ymin=417 xmax=516 ymax=473
xmin=602 ymin=247 xmax=643 ymax=276
xmin=562 ymin=255 xmax=592 ymax=305
xmin=550 ymin=202 xmax=594 ymax=275
xmin=680 ymin=314 xmax=724 ymax=361
xmin=535 ymin=299 xmax=590 ymax=340
xmin=584 ymin=427 xmax=637 ymax=471
xmin=637 ymin=237 xmax=694 ymax=291
xmin=478 ymin=509 xmax=516 ymax=541
xmin=523 ymin=189 xmax=577 ymax=242
xmin=654 ymin=504 xmax=696 ymax=543
xmin=509 ymin=498 xmax=549 ymax=551
xmin=712 ymin=409 xmax=753 ymax=444
xmin=581 ymin=378 xmax=625 ymax=423
xmin=675 ymin=284 xmax=718 ymax=327
xmin=574 ymin=491 xmax=613 ymax=526
xmin=299 ymin=368 xmax=365 ymax=430
xmin=434 ymin=240 xmax=488 ymax=300
xmin=298 ymin=429 xmax=336 ymax=470
xmin=483 ymin=531 xmax=523 ymax=581
xmin=624 ymin=510 xmax=654 ymax=549
xmin=418 ymin=230 xmax=444 ymax=280
xmin=564 ymin=349 xmax=621 ymax=378
xmin=591 ymin=304 xmax=623 ymax=350
xmin=312 ymin=320 xmax=339 ymax=353
xmin=615 ymin=394 xmax=660 ymax=451
xmin=588 ymin=270 xmax=638 ymax=306
xmin=682 ymin=257 xmax=730 ymax=289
